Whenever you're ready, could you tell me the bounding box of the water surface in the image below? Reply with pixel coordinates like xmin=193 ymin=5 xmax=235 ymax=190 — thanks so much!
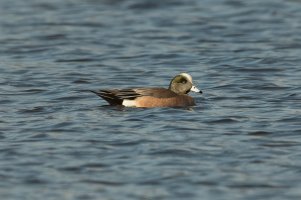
xmin=1 ymin=0 xmax=301 ymax=199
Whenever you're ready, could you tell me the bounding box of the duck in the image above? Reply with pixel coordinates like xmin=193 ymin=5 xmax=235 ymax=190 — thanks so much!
xmin=91 ymin=73 xmax=202 ymax=108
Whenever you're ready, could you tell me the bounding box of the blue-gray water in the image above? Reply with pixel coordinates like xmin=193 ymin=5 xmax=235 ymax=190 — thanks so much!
xmin=1 ymin=0 xmax=301 ymax=199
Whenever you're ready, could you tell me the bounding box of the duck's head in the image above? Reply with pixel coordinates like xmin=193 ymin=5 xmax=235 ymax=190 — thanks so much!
xmin=169 ymin=73 xmax=202 ymax=95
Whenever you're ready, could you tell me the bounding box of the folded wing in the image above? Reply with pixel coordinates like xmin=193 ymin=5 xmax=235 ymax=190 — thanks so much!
xmin=91 ymin=88 xmax=177 ymax=105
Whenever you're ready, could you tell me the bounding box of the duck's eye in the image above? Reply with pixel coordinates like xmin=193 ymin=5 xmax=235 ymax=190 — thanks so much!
xmin=180 ymin=79 xmax=187 ymax=84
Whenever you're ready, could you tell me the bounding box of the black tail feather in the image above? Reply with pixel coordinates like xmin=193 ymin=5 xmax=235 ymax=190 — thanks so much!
xmin=90 ymin=90 xmax=123 ymax=105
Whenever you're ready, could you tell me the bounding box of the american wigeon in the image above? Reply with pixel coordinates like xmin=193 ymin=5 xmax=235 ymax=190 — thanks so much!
xmin=91 ymin=73 xmax=202 ymax=108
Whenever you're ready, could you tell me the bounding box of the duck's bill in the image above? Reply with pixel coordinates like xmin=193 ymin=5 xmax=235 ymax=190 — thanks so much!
xmin=191 ymin=85 xmax=202 ymax=94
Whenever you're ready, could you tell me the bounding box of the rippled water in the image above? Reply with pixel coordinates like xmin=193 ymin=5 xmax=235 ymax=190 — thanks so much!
xmin=1 ymin=0 xmax=301 ymax=199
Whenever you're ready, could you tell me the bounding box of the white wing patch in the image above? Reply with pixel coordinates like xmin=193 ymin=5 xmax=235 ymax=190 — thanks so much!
xmin=122 ymin=100 xmax=137 ymax=107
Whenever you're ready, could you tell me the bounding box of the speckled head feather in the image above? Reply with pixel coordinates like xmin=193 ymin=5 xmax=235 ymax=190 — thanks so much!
xmin=169 ymin=73 xmax=198 ymax=94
